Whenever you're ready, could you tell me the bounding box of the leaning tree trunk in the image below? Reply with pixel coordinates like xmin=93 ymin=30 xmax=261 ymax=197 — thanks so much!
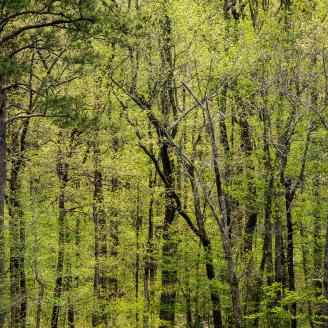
xmin=188 ymin=165 xmax=223 ymax=328
xmin=205 ymin=98 xmax=243 ymax=328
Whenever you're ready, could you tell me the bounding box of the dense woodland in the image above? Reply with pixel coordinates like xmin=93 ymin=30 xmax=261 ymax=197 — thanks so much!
xmin=0 ymin=0 xmax=328 ymax=327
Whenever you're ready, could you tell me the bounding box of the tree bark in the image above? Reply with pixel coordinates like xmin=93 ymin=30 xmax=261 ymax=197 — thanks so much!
xmin=159 ymin=145 xmax=177 ymax=327
xmin=143 ymin=171 xmax=156 ymax=328
xmin=323 ymin=213 xmax=328 ymax=328
xmin=135 ymin=190 xmax=142 ymax=327
xmin=0 ymin=84 xmax=6 ymax=328
xmin=205 ymin=98 xmax=243 ymax=328
xmin=158 ymin=6 xmax=178 ymax=326
xmin=92 ymin=138 xmax=108 ymax=327
xmin=8 ymin=119 xmax=29 ymax=328
xmin=51 ymin=130 xmax=77 ymax=328
xmin=188 ymin=165 xmax=223 ymax=328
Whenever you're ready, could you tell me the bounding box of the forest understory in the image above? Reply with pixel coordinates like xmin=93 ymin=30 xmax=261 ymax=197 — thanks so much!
xmin=0 ymin=0 xmax=328 ymax=327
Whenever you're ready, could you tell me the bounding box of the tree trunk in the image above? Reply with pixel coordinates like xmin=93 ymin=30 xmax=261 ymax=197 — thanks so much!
xmin=50 ymin=171 xmax=67 ymax=328
xmin=159 ymin=160 xmax=177 ymax=327
xmin=51 ymin=131 xmax=76 ymax=328
xmin=299 ymin=225 xmax=314 ymax=328
xmin=218 ymin=85 xmax=232 ymax=236
xmin=135 ymin=190 xmax=142 ymax=327
xmin=323 ymin=213 xmax=328 ymax=328
xmin=260 ymin=127 xmax=274 ymax=284
xmin=285 ymin=187 xmax=296 ymax=328
xmin=66 ymin=263 xmax=75 ymax=328
xmin=158 ymin=7 xmax=178 ymax=325
xmin=0 ymin=84 xmax=6 ymax=328
xmin=158 ymin=143 xmax=177 ymax=328
xmin=143 ymin=172 xmax=156 ymax=328
xmin=92 ymin=139 xmax=108 ymax=327
xmin=51 ymin=165 xmax=67 ymax=328
xmin=188 ymin=166 xmax=223 ymax=328
xmin=8 ymin=119 xmax=29 ymax=328
xmin=205 ymin=99 xmax=243 ymax=328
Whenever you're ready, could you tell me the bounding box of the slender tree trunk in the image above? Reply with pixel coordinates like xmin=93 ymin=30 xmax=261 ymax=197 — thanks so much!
xmin=323 ymin=213 xmax=328 ymax=328
xmin=218 ymin=85 xmax=232 ymax=236
xmin=299 ymin=225 xmax=314 ymax=328
xmin=181 ymin=264 xmax=192 ymax=328
xmin=253 ymin=103 xmax=275 ymax=327
xmin=202 ymin=239 xmax=223 ymax=328
xmin=205 ymin=98 xmax=243 ymax=328
xmin=51 ymin=130 xmax=77 ymax=328
xmin=8 ymin=119 xmax=29 ymax=328
xmin=65 ymin=212 xmax=74 ymax=328
xmin=159 ymin=169 xmax=177 ymax=327
xmin=260 ymin=123 xmax=274 ymax=285
xmin=30 ymin=174 xmax=44 ymax=328
xmin=313 ymin=176 xmax=322 ymax=288
xmin=143 ymin=172 xmax=156 ymax=328
xmin=285 ymin=187 xmax=296 ymax=328
xmin=135 ymin=190 xmax=142 ymax=327
xmin=51 ymin=161 xmax=68 ymax=328
xmin=239 ymin=107 xmax=258 ymax=259
xmin=9 ymin=186 xmax=21 ymax=328
xmin=35 ymin=280 xmax=44 ymax=328
xmin=92 ymin=139 xmax=108 ymax=327
xmin=274 ymin=207 xmax=282 ymax=286
xmin=0 ymin=84 xmax=6 ymax=328
xmin=66 ymin=262 xmax=75 ymax=328
xmin=188 ymin=166 xmax=223 ymax=328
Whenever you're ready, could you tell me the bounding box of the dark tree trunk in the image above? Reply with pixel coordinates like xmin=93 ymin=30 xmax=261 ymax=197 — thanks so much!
xmin=66 ymin=264 xmax=75 ymax=328
xmin=260 ymin=108 xmax=274 ymax=282
xmin=8 ymin=119 xmax=29 ymax=328
xmin=313 ymin=176 xmax=322 ymax=287
xmin=65 ymin=224 xmax=74 ymax=328
xmin=254 ymin=104 xmax=275 ymax=326
xmin=185 ymin=284 xmax=192 ymax=328
xmin=35 ymin=281 xmax=44 ymax=328
xmin=0 ymin=84 xmax=6 ymax=328
xmin=218 ymin=85 xmax=232 ymax=236
xmin=135 ymin=190 xmax=142 ymax=327
xmin=92 ymin=139 xmax=108 ymax=327
xmin=159 ymin=143 xmax=177 ymax=328
xmin=299 ymin=225 xmax=314 ymax=328
xmin=143 ymin=172 xmax=156 ymax=328
xmin=205 ymin=99 xmax=243 ymax=328
xmin=188 ymin=166 xmax=223 ymax=328
xmin=274 ymin=208 xmax=282 ymax=285
xmin=159 ymin=164 xmax=177 ymax=327
xmin=202 ymin=239 xmax=223 ymax=328
xmin=285 ymin=186 xmax=296 ymax=328
xmin=238 ymin=108 xmax=259 ymax=324
xmin=323 ymin=213 xmax=328 ymax=328
xmin=239 ymin=112 xmax=258 ymax=256
xmin=158 ymin=9 xmax=178 ymax=326
xmin=51 ymin=158 xmax=68 ymax=328
xmin=51 ymin=130 xmax=77 ymax=328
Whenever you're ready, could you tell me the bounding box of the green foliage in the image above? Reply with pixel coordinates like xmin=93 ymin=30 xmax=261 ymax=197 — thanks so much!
xmin=0 ymin=0 xmax=327 ymax=327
